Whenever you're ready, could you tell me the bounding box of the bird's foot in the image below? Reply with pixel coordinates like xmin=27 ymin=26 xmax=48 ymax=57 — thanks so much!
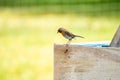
xmin=64 ymin=49 xmax=68 ymax=53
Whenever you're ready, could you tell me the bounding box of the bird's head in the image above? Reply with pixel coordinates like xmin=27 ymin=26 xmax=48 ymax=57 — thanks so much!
xmin=57 ymin=27 xmax=65 ymax=33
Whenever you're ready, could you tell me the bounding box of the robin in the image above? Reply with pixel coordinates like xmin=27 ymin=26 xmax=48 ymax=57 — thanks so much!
xmin=57 ymin=27 xmax=84 ymax=44
xmin=57 ymin=27 xmax=84 ymax=53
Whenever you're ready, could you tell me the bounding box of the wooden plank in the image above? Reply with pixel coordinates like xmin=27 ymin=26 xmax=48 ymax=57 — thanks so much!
xmin=110 ymin=26 xmax=120 ymax=47
xmin=54 ymin=44 xmax=120 ymax=80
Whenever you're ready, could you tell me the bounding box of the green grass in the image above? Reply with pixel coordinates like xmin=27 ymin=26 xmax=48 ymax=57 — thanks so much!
xmin=0 ymin=11 xmax=119 ymax=80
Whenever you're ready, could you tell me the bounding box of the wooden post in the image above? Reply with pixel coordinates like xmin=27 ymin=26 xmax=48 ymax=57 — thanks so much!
xmin=54 ymin=44 xmax=120 ymax=80
xmin=110 ymin=26 xmax=120 ymax=47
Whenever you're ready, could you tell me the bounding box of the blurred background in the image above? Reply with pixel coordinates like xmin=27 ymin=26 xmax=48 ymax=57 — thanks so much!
xmin=0 ymin=0 xmax=120 ymax=80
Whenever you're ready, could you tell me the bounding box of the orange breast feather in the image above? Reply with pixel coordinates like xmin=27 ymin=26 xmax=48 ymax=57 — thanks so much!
xmin=61 ymin=32 xmax=65 ymax=36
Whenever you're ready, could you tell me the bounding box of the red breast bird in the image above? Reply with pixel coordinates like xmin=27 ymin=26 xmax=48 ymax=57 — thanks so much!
xmin=57 ymin=27 xmax=84 ymax=44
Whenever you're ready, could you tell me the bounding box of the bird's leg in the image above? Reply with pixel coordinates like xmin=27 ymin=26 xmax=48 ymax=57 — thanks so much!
xmin=66 ymin=39 xmax=71 ymax=47
xmin=64 ymin=39 xmax=71 ymax=53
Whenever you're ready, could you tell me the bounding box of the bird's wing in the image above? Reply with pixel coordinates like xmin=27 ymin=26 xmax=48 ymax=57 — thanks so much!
xmin=64 ymin=31 xmax=75 ymax=38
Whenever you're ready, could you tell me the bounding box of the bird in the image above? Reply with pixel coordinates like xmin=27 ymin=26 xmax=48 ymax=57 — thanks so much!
xmin=57 ymin=27 xmax=84 ymax=45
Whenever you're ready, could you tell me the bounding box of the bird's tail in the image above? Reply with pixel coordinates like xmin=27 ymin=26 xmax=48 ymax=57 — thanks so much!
xmin=75 ymin=35 xmax=85 ymax=38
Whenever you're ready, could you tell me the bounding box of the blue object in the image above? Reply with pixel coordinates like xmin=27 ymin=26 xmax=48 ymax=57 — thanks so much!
xmin=72 ymin=43 xmax=109 ymax=47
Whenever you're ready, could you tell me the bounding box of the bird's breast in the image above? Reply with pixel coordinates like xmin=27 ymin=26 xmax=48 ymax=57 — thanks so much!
xmin=61 ymin=32 xmax=72 ymax=40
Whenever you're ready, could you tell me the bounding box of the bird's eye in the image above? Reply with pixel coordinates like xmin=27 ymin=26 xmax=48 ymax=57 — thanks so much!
xmin=58 ymin=30 xmax=62 ymax=33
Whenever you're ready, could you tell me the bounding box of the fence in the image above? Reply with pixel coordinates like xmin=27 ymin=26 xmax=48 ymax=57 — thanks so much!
xmin=54 ymin=44 xmax=120 ymax=80
xmin=54 ymin=26 xmax=120 ymax=80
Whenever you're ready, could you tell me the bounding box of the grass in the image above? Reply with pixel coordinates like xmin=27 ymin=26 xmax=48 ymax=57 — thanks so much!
xmin=0 ymin=11 xmax=119 ymax=80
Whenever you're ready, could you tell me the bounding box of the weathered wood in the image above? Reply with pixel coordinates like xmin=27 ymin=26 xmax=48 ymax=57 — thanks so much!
xmin=110 ymin=26 xmax=120 ymax=47
xmin=54 ymin=44 xmax=120 ymax=80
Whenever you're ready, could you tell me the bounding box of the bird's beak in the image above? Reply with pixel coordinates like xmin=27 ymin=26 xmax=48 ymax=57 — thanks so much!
xmin=57 ymin=31 xmax=59 ymax=33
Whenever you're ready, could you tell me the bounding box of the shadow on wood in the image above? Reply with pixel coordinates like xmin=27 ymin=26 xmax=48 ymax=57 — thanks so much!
xmin=54 ymin=44 xmax=120 ymax=80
